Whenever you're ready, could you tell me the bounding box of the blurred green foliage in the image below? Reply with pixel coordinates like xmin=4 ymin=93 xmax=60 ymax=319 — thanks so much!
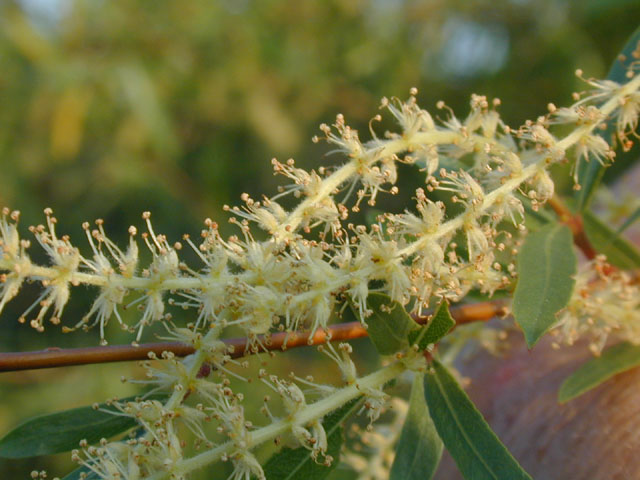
xmin=0 ymin=0 xmax=639 ymax=477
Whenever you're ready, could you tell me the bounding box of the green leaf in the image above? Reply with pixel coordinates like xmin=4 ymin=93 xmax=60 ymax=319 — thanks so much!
xmin=617 ymin=206 xmax=640 ymax=235
xmin=523 ymin=198 xmax=554 ymax=230
xmin=583 ymin=210 xmax=640 ymax=268
xmin=390 ymin=375 xmax=443 ymax=480
xmin=352 ymin=293 xmax=414 ymax=355
xmin=0 ymin=393 xmax=168 ymax=459
xmin=575 ymin=26 xmax=640 ymax=210
xmin=605 ymin=25 xmax=640 ymax=105
xmin=512 ymin=223 xmax=577 ymax=347
xmin=424 ymin=361 xmax=532 ymax=480
xmin=61 ymin=466 xmax=98 ymax=480
xmin=574 ymin=145 xmax=608 ymax=213
xmin=365 ymin=208 xmax=385 ymax=226
xmin=262 ymin=398 xmax=362 ymax=480
xmin=408 ymin=300 xmax=455 ymax=350
xmin=559 ymin=342 xmax=640 ymax=403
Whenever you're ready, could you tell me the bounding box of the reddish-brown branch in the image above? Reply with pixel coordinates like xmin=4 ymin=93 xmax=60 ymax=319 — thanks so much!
xmin=0 ymin=299 xmax=508 ymax=372
xmin=548 ymin=196 xmax=600 ymax=261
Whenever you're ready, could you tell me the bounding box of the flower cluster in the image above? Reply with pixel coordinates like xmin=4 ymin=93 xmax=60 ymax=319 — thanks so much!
xmin=2 ymin=69 xmax=640 ymax=479
xmin=342 ymin=396 xmax=409 ymax=480
xmin=553 ymin=256 xmax=640 ymax=354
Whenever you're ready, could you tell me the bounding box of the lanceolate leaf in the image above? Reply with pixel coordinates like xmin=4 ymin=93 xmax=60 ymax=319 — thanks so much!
xmin=0 ymin=393 xmax=168 ymax=459
xmin=390 ymin=374 xmax=443 ymax=480
xmin=617 ymin=205 xmax=640 ymax=236
xmin=408 ymin=300 xmax=455 ymax=350
xmin=61 ymin=466 xmax=98 ymax=480
xmin=512 ymin=223 xmax=577 ymax=347
xmin=582 ymin=210 xmax=640 ymax=268
xmin=353 ymin=293 xmax=414 ymax=355
xmin=575 ymin=25 xmax=640 ymax=210
xmin=424 ymin=361 xmax=532 ymax=480
xmin=262 ymin=398 xmax=363 ymax=480
xmin=522 ymin=194 xmax=554 ymax=229
xmin=559 ymin=342 xmax=640 ymax=403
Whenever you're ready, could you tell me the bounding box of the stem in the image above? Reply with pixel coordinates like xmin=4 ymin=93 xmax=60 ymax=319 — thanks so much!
xmin=276 ymin=130 xmax=462 ymax=238
xmin=0 ymin=299 xmax=508 ymax=372
xmin=547 ymin=195 xmax=600 ymax=261
xmin=10 ymin=74 xmax=640 ymax=300
xmin=400 ymin=162 xmax=539 ymax=257
xmin=149 ymin=361 xmax=407 ymax=480
xmin=400 ymin=72 xmax=640 ymax=258
xmin=164 ymin=327 xmax=216 ymax=411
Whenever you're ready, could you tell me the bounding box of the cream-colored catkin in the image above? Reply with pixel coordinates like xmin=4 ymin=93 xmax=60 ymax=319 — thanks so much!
xmin=1 ymin=70 xmax=640 ymax=479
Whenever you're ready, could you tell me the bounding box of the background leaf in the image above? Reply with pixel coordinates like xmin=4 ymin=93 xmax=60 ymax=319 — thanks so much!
xmin=523 ymin=196 xmax=555 ymax=229
xmin=512 ymin=223 xmax=577 ymax=347
xmin=559 ymin=342 xmax=640 ymax=403
xmin=408 ymin=300 xmax=455 ymax=350
xmin=262 ymin=398 xmax=362 ymax=480
xmin=390 ymin=374 xmax=443 ymax=480
xmin=583 ymin=210 xmax=640 ymax=268
xmin=352 ymin=293 xmax=414 ymax=355
xmin=617 ymin=205 xmax=640 ymax=235
xmin=424 ymin=361 xmax=532 ymax=480
xmin=61 ymin=466 xmax=98 ymax=480
xmin=575 ymin=25 xmax=640 ymax=210
xmin=0 ymin=393 xmax=167 ymax=459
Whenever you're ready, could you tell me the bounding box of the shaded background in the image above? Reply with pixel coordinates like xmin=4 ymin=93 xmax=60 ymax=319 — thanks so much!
xmin=1 ymin=0 xmax=639 ymax=477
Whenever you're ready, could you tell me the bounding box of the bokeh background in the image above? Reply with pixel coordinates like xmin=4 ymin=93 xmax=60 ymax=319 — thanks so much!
xmin=1 ymin=0 xmax=639 ymax=477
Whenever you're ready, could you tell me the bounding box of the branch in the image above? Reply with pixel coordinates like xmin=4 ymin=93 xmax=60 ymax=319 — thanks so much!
xmin=547 ymin=195 xmax=600 ymax=261
xmin=0 ymin=299 xmax=508 ymax=372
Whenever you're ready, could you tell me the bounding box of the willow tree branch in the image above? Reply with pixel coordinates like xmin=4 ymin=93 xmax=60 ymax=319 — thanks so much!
xmin=547 ymin=195 xmax=600 ymax=261
xmin=0 ymin=299 xmax=508 ymax=372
